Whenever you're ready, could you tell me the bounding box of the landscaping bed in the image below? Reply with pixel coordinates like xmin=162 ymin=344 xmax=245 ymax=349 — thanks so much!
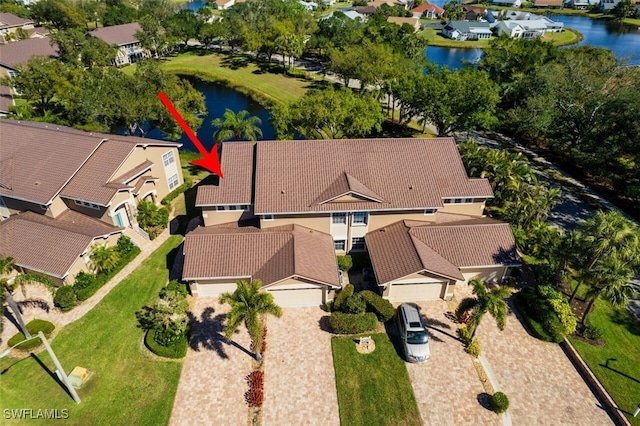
xmin=7 ymin=320 xmax=55 ymax=350
xmin=332 ymin=333 xmax=421 ymax=426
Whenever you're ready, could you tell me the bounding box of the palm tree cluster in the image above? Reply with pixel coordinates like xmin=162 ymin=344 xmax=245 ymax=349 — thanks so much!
xmin=455 ymin=278 xmax=511 ymax=342
xmin=212 ymin=109 xmax=263 ymax=142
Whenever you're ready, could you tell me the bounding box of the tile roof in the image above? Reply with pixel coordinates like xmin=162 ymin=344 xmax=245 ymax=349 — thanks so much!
xmin=0 ymin=13 xmax=33 ymax=29
xmin=386 ymin=16 xmax=420 ymax=28
xmin=196 ymin=142 xmax=255 ymax=206
xmin=411 ymin=3 xmax=444 ymax=12
xmin=0 ymin=210 xmax=122 ymax=278
xmin=90 ymin=22 xmax=141 ymax=46
xmin=182 ymin=224 xmax=340 ymax=287
xmin=251 ymin=138 xmax=492 ymax=214
xmin=0 ymin=36 xmax=58 ymax=69
xmin=0 ymin=121 xmax=104 ymax=205
xmin=366 ymin=217 xmax=519 ymax=284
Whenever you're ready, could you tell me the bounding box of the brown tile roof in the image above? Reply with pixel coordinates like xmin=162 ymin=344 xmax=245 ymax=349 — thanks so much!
xmin=411 ymin=3 xmax=444 ymax=13
xmin=0 ymin=85 xmax=14 ymax=114
xmin=111 ymin=159 xmax=154 ymax=184
xmin=196 ymin=142 xmax=254 ymax=206
xmin=0 ymin=36 xmax=58 ymax=69
xmin=133 ymin=175 xmax=159 ymax=195
xmin=366 ymin=217 xmax=519 ymax=284
xmin=182 ymin=224 xmax=340 ymax=287
xmin=386 ymin=16 xmax=420 ymax=29
xmin=0 ymin=121 xmax=104 ymax=205
xmin=0 ymin=13 xmax=33 ymax=29
xmin=90 ymin=22 xmax=141 ymax=47
xmin=250 ymin=138 xmax=493 ymax=214
xmin=0 ymin=210 xmax=121 ymax=278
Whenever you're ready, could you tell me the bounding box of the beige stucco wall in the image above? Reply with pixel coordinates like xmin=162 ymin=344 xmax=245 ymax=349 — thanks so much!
xmin=381 ymin=270 xmax=451 ymax=298
xmin=64 ymin=198 xmax=110 ymax=221
xmin=260 ymin=214 xmax=331 ymax=233
xmin=459 ymin=266 xmax=507 ymax=284
xmin=439 ymin=200 xmax=486 ymax=217
xmin=202 ymin=206 xmax=256 ymax=227
xmin=265 ymin=276 xmax=334 ymax=290
xmin=368 ymin=211 xmax=435 ymax=230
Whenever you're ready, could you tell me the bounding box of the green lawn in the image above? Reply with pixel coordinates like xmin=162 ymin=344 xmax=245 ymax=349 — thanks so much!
xmin=0 ymin=236 xmax=184 ymax=426
xmin=569 ymin=300 xmax=640 ymax=426
xmin=419 ymin=27 xmax=581 ymax=48
xmin=332 ymin=333 xmax=421 ymax=426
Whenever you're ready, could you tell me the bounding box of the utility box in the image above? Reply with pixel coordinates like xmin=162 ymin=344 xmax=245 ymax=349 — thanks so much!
xmin=69 ymin=367 xmax=91 ymax=388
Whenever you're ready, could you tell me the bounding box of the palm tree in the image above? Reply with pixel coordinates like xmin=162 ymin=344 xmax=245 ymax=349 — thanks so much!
xmin=211 ymin=109 xmax=263 ymax=142
xmin=220 ymin=280 xmax=282 ymax=361
xmin=569 ymin=210 xmax=640 ymax=302
xmin=455 ymin=279 xmax=511 ymax=342
xmin=581 ymin=256 xmax=637 ymax=326
xmin=89 ymin=245 xmax=120 ymax=275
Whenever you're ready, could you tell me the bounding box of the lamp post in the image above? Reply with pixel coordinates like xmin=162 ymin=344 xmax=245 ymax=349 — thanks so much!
xmin=633 ymin=403 xmax=640 ymax=418
xmin=0 ymin=332 xmax=81 ymax=404
xmin=4 ymin=291 xmax=30 ymax=338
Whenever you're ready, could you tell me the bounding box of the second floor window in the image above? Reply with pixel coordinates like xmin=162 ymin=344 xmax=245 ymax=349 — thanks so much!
xmin=163 ymin=151 xmax=175 ymax=167
xmin=168 ymin=174 xmax=179 ymax=190
xmin=352 ymin=212 xmax=369 ymax=225
xmin=332 ymin=213 xmax=347 ymax=224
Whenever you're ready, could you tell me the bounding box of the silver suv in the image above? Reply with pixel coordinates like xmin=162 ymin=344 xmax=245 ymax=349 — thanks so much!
xmin=398 ymin=303 xmax=431 ymax=363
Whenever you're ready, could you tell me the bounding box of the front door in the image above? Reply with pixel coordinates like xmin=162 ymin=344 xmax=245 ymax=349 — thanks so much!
xmin=114 ymin=206 xmax=129 ymax=228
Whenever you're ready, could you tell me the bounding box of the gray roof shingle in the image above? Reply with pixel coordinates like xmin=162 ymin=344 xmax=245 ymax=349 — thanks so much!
xmin=0 ymin=36 xmax=58 ymax=69
xmin=90 ymin=22 xmax=141 ymax=46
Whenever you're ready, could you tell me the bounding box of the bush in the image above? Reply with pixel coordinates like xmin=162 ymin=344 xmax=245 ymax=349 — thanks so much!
xmin=137 ymin=201 xmax=170 ymax=239
xmin=343 ymin=293 xmax=366 ymax=314
xmin=54 ymin=285 xmax=77 ymax=312
xmin=116 ymin=235 xmax=136 ymax=257
xmin=490 ymin=392 xmax=510 ymax=414
xmin=329 ymin=312 xmax=377 ymax=334
xmin=73 ymin=271 xmax=96 ymax=290
xmin=582 ymin=324 xmax=603 ymax=340
xmin=360 ymin=290 xmax=395 ymax=322
xmin=286 ymin=67 xmax=307 ymax=78
xmin=517 ymin=286 xmax=576 ymax=342
xmin=333 ymin=284 xmax=354 ymax=311
xmin=337 ymin=255 xmax=353 ymax=271
xmin=466 ymin=338 xmax=481 ymax=357
xmin=161 ymin=178 xmax=192 ymax=206
xmin=144 ymin=329 xmax=188 ymax=358
xmin=7 ymin=319 xmax=55 ymax=350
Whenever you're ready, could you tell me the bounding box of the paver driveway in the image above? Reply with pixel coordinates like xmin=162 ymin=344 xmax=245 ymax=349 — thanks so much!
xmin=477 ymin=298 xmax=614 ymax=425
xmin=404 ymin=300 xmax=501 ymax=426
xmin=262 ymin=307 xmax=340 ymax=426
xmin=170 ymin=298 xmax=254 ymax=425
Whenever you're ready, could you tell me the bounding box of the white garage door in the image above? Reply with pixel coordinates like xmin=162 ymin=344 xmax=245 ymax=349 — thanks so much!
xmin=389 ymin=282 xmax=446 ymax=302
xmin=267 ymin=288 xmax=325 ymax=308
xmin=195 ymin=282 xmax=237 ymax=297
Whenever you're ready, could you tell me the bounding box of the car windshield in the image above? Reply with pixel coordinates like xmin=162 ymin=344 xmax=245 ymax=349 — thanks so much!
xmin=406 ymin=330 xmax=429 ymax=345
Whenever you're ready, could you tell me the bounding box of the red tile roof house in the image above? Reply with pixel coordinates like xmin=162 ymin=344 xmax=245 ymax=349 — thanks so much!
xmin=89 ymin=22 xmax=149 ymax=66
xmin=183 ymin=138 xmax=519 ymax=307
xmin=410 ymin=3 xmax=444 ymax=19
xmin=0 ymin=120 xmax=184 ymax=283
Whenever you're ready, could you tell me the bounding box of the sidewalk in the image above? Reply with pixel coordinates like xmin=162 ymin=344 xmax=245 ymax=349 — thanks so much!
xmin=0 ymin=228 xmax=175 ymax=351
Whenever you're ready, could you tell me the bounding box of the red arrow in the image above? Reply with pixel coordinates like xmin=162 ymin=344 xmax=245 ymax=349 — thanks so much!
xmin=158 ymin=91 xmax=224 ymax=178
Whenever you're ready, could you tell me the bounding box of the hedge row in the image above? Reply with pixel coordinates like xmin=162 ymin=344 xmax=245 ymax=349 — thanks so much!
xmin=7 ymin=319 xmax=55 ymax=350
xmin=360 ymin=290 xmax=394 ymax=322
xmin=160 ymin=178 xmax=192 ymax=206
xmin=144 ymin=329 xmax=188 ymax=359
xmin=75 ymin=244 xmax=141 ymax=301
xmin=517 ymin=286 xmax=575 ymax=343
xmin=333 ymin=284 xmax=354 ymax=311
xmin=329 ymin=312 xmax=377 ymax=334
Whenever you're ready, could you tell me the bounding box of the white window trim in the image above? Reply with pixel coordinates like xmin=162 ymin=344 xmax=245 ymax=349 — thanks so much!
xmin=351 ymin=212 xmax=369 ymax=226
xmin=351 ymin=237 xmax=366 ymax=251
xmin=215 ymin=205 xmax=250 ymax=212
xmin=334 ymin=239 xmax=346 ymax=251
xmin=167 ymin=173 xmax=179 ymax=190
xmin=263 ymin=214 xmax=274 ymax=221
xmin=74 ymin=199 xmax=100 ymax=210
xmin=162 ymin=150 xmax=175 ymax=167
xmin=443 ymin=198 xmax=474 ymax=205
xmin=331 ymin=212 xmax=347 ymax=224
xmin=424 ymin=208 xmax=437 ymax=215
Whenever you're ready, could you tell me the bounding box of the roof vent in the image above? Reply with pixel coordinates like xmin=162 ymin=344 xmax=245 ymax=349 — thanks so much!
xmin=281 ymin=190 xmax=285 ymax=195
xmin=34 ymin=181 xmax=41 ymax=186
xmin=409 ymin=185 xmax=413 ymax=190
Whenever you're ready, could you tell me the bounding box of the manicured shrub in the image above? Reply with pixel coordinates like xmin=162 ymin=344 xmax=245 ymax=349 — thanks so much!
xmin=161 ymin=178 xmax=192 ymax=206
xmin=137 ymin=201 xmax=170 ymax=239
xmin=491 ymin=392 xmax=510 ymax=414
xmin=145 ymin=329 xmax=188 ymax=359
xmin=582 ymin=324 xmax=603 ymax=340
xmin=7 ymin=319 xmax=55 ymax=350
xmin=333 ymin=284 xmax=354 ymax=311
xmin=329 ymin=312 xmax=377 ymax=334
xmin=360 ymin=290 xmax=395 ymax=322
xmin=73 ymin=271 xmax=96 ymax=290
xmin=116 ymin=235 xmax=136 ymax=257
xmin=466 ymin=338 xmax=481 ymax=357
xmin=517 ymin=286 xmax=576 ymax=342
xmin=337 ymin=255 xmax=353 ymax=271
xmin=54 ymin=285 xmax=77 ymax=312
xmin=343 ymin=293 xmax=366 ymax=314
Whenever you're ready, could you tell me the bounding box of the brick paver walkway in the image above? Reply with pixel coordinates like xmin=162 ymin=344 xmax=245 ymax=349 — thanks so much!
xmin=0 ymin=229 xmax=173 ymax=351
xmin=170 ymin=298 xmax=254 ymax=425
xmin=262 ymin=308 xmax=340 ymax=426
xmin=406 ymin=300 xmax=500 ymax=426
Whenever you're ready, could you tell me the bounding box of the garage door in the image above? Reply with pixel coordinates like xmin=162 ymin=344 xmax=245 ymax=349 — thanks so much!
xmin=267 ymin=288 xmax=325 ymax=308
xmin=389 ymin=282 xmax=446 ymax=302
xmin=195 ymin=282 xmax=237 ymax=297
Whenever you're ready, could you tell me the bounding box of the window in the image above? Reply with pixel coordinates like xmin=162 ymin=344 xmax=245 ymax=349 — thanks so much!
xmin=334 ymin=240 xmax=346 ymax=251
xmin=464 ymin=198 xmax=474 ymax=203
xmin=241 ymin=205 xmax=250 ymax=211
xmin=332 ymin=213 xmax=347 ymax=224
xmin=443 ymin=199 xmax=452 ymax=204
xmin=162 ymin=151 xmax=175 ymax=167
xmin=229 ymin=205 xmax=237 ymax=211
xmin=454 ymin=198 xmax=463 ymax=204
xmin=263 ymin=214 xmax=274 ymax=221
xmin=7 ymin=70 xmax=17 ymax=78
xmin=216 ymin=205 xmax=225 ymax=211
xmin=351 ymin=237 xmax=366 ymax=251
xmin=424 ymin=208 xmax=437 ymax=215
xmin=352 ymin=212 xmax=368 ymax=226
xmin=0 ymin=196 xmax=5 ymax=207
xmin=168 ymin=174 xmax=179 ymax=190
xmin=74 ymin=199 xmax=100 ymax=210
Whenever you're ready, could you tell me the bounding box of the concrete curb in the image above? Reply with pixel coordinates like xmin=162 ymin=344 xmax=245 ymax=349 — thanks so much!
xmin=477 ymin=353 xmax=513 ymax=426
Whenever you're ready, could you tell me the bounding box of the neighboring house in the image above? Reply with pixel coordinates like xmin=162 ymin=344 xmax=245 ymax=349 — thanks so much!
xmin=442 ymin=21 xmax=493 ymax=40
xmin=182 ymin=223 xmax=341 ymax=306
xmin=369 ymin=0 xmax=401 ymax=8
xmin=463 ymin=5 xmax=488 ymax=20
xmin=0 ymin=210 xmax=122 ymax=285
xmin=183 ymin=138 xmax=518 ymax=305
xmin=323 ymin=10 xmax=368 ymax=20
xmin=0 ymin=36 xmax=58 ymax=77
xmin=410 ymin=3 xmax=445 ymax=18
xmin=533 ymin=0 xmax=564 ymax=7
xmin=299 ymin=0 xmax=318 ymax=10
xmin=0 ymin=120 xmax=183 ymax=246
xmin=355 ymin=5 xmax=377 ymax=16
xmin=366 ymin=217 xmax=519 ymax=302
xmin=487 ymin=9 xmax=565 ymax=31
xmin=323 ymin=0 xmax=336 ymax=5
xmin=492 ymin=21 xmax=542 ymax=38
xmin=492 ymin=0 xmax=522 ymax=6
xmin=90 ymin=22 xmax=148 ymax=66
xmin=213 ymin=0 xmax=235 ymax=9
xmin=386 ymin=16 xmax=421 ymax=32
xmin=564 ymin=0 xmax=598 ymax=8
xmin=0 ymin=13 xmax=34 ymax=43
xmin=0 ymin=85 xmax=14 ymax=116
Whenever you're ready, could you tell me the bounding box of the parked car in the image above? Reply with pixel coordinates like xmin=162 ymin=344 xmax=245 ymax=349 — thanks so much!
xmin=397 ymin=303 xmax=430 ymax=363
